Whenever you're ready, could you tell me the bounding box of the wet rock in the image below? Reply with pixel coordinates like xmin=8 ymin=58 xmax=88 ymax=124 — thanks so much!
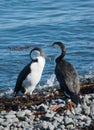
xmin=0 ymin=118 xmax=5 ymax=123
xmin=75 ymin=114 xmax=86 ymax=120
xmin=82 ymin=105 xmax=90 ymax=115
xmin=54 ymin=116 xmax=63 ymax=123
xmin=52 ymin=120 xmax=59 ymax=128
xmin=47 ymin=122 xmax=55 ymax=130
xmin=74 ymin=104 xmax=82 ymax=114
xmin=45 ymin=112 xmax=55 ymax=119
xmin=64 ymin=116 xmax=74 ymax=125
xmin=59 ymin=124 xmax=65 ymax=130
xmin=16 ymin=110 xmax=25 ymax=118
xmin=5 ymin=113 xmax=16 ymax=119
xmin=66 ymin=124 xmax=74 ymax=129
xmin=40 ymin=121 xmax=48 ymax=129
xmin=37 ymin=103 xmax=48 ymax=111
xmin=90 ymin=103 xmax=94 ymax=114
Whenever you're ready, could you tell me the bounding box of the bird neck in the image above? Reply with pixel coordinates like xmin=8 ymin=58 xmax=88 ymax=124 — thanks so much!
xmin=56 ymin=52 xmax=65 ymax=63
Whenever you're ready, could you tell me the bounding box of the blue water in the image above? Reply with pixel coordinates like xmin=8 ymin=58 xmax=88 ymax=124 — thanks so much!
xmin=0 ymin=0 xmax=94 ymax=93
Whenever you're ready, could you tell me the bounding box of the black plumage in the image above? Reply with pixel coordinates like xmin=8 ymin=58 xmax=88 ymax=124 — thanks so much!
xmin=52 ymin=42 xmax=80 ymax=105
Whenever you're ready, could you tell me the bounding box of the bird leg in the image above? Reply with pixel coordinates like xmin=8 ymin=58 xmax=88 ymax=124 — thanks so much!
xmin=50 ymin=100 xmax=75 ymax=112
xmin=65 ymin=100 xmax=75 ymax=111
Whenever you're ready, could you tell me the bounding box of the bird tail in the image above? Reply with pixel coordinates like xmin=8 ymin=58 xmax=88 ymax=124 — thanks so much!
xmin=71 ymin=93 xmax=80 ymax=105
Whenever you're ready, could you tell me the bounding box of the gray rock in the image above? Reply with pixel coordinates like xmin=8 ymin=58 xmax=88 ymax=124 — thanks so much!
xmin=1 ymin=110 xmax=6 ymax=115
xmin=5 ymin=114 xmax=16 ymax=119
xmin=59 ymin=124 xmax=65 ymax=130
xmin=85 ymin=118 xmax=91 ymax=126
xmin=84 ymin=95 xmax=91 ymax=105
xmin=52 ymin=120 xmax=59 ymax=128
xmin=74 ymin=104 xmax=82 ymax=114
xmin=75 ymin=114 xmax=86 ymax=120
xmin=11 ymin=117 xmax=19 ymax=123
xmin=48 ymin=122 xmax=55 ymax=130
xmin=0 ymin=118 xmax=5 ymax=123
xmin=24 ymin=109 xmax=31 ymax=116
xmin=64 ymin=116 xmax=74 ymax=125
xmin=37 ymin=103 xmax=48 ymax=111
xmin=55 ymin=128 xmax=61 ymax=130
xmin=66 ymin=124 xmax=74 ymax=129
xmin=82 ymin=105 xmax=90 ymax=115
xmin=8 ymin=110 xmax=16 ymax=115
xmin=1 ymin=121 xmax=10 ymax=127
xmin=40 ymin=121 xmax=55 ymax=130
xmin=90 ymin=103 xmax=94 ymax=114
xmin=45 ymin=112 xmax=55 ymax=119
xmin=16 ymin=110 xmax=25 ymax=118
xmin=40 ymin=121 xmax=48 ymax=129
xmin=54 ymin=116 xmax=63 ymax=123
xmin=0 ymin=126 xmax=4 ymax=130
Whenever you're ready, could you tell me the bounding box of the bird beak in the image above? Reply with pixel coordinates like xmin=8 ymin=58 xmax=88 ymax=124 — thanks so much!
xmin=45 ymin=45 xmax=55 ymax=61
xmin=46 ymin=44 xmax=55 ymax=48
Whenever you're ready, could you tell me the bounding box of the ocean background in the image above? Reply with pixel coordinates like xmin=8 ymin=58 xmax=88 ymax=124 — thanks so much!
xmin=0 ymin=0 xmax=94 ymax=96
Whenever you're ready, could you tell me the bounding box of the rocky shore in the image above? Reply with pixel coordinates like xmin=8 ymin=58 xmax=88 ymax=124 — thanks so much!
xmin=0 ymin=81 xmax=94 ymax=130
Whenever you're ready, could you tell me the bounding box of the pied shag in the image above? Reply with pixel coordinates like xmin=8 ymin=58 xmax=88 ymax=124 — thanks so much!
xmin=14 ymin=47 xmax=45 ymax=96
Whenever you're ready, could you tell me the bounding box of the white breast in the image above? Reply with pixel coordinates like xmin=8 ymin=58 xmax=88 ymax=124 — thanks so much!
xmin=22 ymin=56 xmax=45 ymax=94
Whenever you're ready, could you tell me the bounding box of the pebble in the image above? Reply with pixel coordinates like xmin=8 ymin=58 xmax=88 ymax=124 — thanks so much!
xmin=37 ymin=103 xmax=48 ymax=111
xmin=82 ymin=105 xmax=90 ymax=115
xmin=0 ymin=92 xmax=93 ymax=130
xmin=16 ymin=110 xmax=25 ymax=118
xmin=64 ymin=116 xmax=74 ymax=125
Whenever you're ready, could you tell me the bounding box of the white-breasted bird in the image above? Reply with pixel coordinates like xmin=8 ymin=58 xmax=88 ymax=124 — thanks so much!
xmin=14 ymin=47 xmax=45 ymax=96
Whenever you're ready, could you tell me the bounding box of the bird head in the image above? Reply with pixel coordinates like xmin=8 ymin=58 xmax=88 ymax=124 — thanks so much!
xmin=30 ymin=47 xmax=45 ymax=60
xmin=51 ymin=42 xmax=66 ymax=62
xmin=52 ymin=42 xmax=66 ymax=54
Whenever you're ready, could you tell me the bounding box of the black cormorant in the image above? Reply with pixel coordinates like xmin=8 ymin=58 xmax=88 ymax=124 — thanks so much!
xmin=52 ymin=42 xmax=80 ymax=105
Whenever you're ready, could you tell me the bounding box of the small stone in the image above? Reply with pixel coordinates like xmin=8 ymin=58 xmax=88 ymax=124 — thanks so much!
xmin=74 ymin=104 xmax=82 ymax=114
xmin=84 ymin=95 xmax=91 ymax=105
xmin=53 ymin=120 xmax=59 ymax=127
xmin=45 ymin=112 xmax=55 ymax=119
xmin=85 ymin=119 xmax=91 ymax=126
xmin=0 ymin=126 xmax=4 ymax=129
xmin=37 ymin=103 xmax=48 ymax=111
xmin=64 ymin=116 xmax=74 ymax=125
xmin=54 ymin=116 xmax=63 ymax=123
xmin=1 ymin=121 xmax=9 ymax=127
xmin=1 ymin=110 xmax=6 ymax=115
xmin=82 ymin=105 xmax=90 ymax=115
xmin=65 ymin=110 xmax=72 ymax=116
xmin=75 ymin=114 xmax=86 ymax=120
xmin=55 ymin=128 xmax=61 ymax=130
xmin=66 ymin=124 xmax=74 ymax=129
xmin=5 ymin=114 xmax=16 ymax=119
xmin=0 ymin=118 xmax=5 ymax=123
xmin=24 ymin=109 xmax=31 ymax=116
xmin=40 ymin=121 xmax=48 ymax=129
xmin=48 ymin=122 xmax=55 ymax=130
xmin=16 ymin=110 xmax=25 ymax=118
xmin=90 ymin=103 xmax=94 ymax=114
xmin=59 ymin=124 xmax=65 ymax=130
xmin=8 ymin=110 xmax=16 ymax=115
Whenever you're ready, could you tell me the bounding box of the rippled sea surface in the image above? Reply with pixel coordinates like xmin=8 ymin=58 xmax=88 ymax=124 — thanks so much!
xmin=0 ymin=0 xmax=94 ymax=94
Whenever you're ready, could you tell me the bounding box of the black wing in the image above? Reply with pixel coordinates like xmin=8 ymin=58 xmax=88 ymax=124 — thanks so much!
xmin=55 ymin=60 xmax=79 ymax=94
xmin=14 ymin=59 xmax=38 ymax=95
